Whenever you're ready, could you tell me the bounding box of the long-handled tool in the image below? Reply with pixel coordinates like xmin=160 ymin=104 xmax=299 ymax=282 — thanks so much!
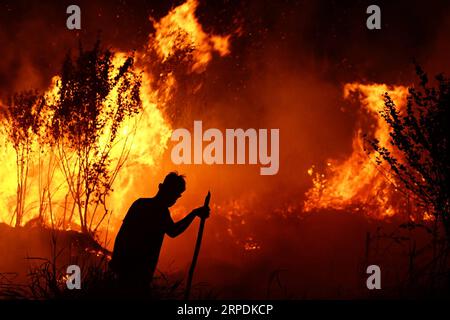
xmin=185 ymin=191 xmax=210 ymax=300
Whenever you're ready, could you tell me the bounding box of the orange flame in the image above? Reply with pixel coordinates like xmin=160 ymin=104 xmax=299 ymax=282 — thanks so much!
xmin=0 ymin=0 xmax=231 ymax=235
xmin=151 ymin=0 xmax=230 ymax=73
xmin=304 ymin=83 xmax=410 ymax=218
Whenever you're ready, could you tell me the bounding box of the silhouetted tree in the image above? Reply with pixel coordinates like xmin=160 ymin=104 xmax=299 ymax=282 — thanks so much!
xmin=370 ymin=66 xmax=450 ymax=239
xmin=1 ymin=91 xmax=45 ymax=226
xmin=51 ymin=40 xmax=142 ymax=235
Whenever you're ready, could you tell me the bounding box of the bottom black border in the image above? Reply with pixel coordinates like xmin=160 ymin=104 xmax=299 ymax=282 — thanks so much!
xmin=0 ymin=300 xmax=447 ymax=319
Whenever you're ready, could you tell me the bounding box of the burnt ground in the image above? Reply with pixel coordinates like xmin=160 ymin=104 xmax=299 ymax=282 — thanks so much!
xmin=0 ymin=222 xmax=110 ymax=298
xmin=0 ymin=210 xmax=448 ymax=299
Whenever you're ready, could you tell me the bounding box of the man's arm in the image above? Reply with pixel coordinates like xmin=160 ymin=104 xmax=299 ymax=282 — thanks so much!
xmin=166 ymin=207 xmax=209 ymax=238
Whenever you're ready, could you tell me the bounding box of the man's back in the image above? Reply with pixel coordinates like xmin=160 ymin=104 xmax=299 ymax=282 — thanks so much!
xmin=110 ymin=197 xmax=172 ymax=279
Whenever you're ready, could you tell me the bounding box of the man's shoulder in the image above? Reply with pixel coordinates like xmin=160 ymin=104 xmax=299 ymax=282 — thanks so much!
xmin=132 ymin=197 xmax=164 ymax=210
xmin=132 ymin=197 xmax=155 ymax=206
xmin=126 ymin=198 xmax=149 ymax=215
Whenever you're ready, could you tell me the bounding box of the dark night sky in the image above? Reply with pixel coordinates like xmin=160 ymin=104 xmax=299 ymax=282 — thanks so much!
xmin=0 ymin=0 xmax=449 ymax=94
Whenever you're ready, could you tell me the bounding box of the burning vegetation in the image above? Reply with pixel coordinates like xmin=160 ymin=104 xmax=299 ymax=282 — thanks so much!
xmin=0 ymin=0 xmax=230 ymax=235
xmin=304 ymin=83 xmax=410 ymax=218
xmin=0 ymin=0 xmax=449 ymax=300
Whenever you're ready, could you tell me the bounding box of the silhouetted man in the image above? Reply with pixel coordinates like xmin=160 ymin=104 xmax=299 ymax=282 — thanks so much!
xmin=109 ymin=172 xmax=209 ymax=295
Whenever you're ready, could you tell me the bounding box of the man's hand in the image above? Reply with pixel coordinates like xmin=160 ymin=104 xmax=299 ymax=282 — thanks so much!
xmin=191 ymin=206 xmax=210 ymax=219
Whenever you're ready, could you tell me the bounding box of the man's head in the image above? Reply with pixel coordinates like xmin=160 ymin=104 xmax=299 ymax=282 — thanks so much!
xmin=157 ymin=172 xmax=186 ymax=207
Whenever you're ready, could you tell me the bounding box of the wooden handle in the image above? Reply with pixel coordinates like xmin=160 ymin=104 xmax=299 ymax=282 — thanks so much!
xmin=185 ymin=191 xmax=211 ymax=300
